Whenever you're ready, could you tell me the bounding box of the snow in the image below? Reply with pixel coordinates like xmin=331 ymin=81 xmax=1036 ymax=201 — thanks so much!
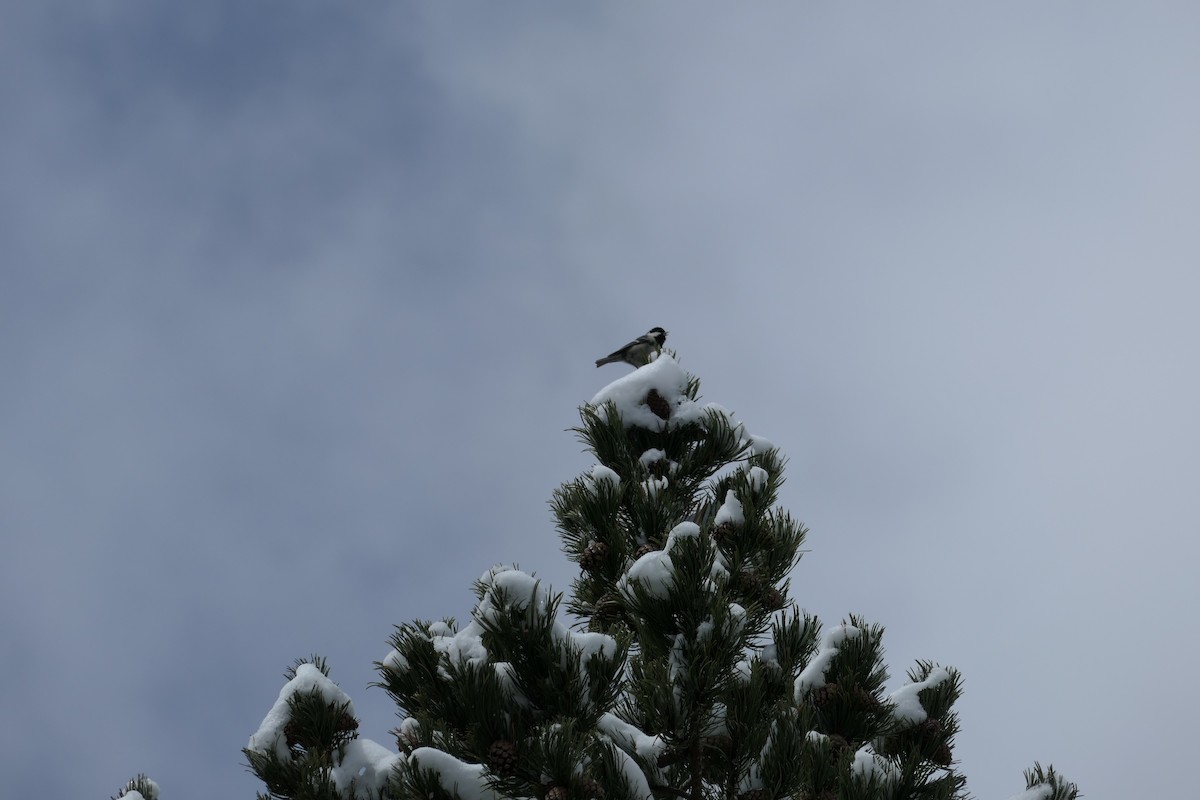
xmin=737 ymin=723 xmax=781 ymax=793
xmin=571 ymin=630 xmax=618 ymax=662
xmin=664 ymin=521 xmax=700 ymax=550
xmin=409 ymin=747 xmax=502 ymax=799
xmin=794 ymin=623 xmax=862 ymax=698
xmin=727 ymin=603 xmax=747 ymax=635
xmin=385 ymin=567 xmax=616 ymax=713
xmin=589 ymin=355 xmax=696 ymax=430
xmin=641 ymin=476 xmax=668 ymax=498
xmin=118 ymin=782 xmax=159 ymax=800
xmin=851 ymin=744 xmax=898 ymax=783
xmin=740 ymin=615 xmax=785 ymax=680
xmin=585 ymin=464 xmax=621 ymax=494
xmin=333 ymin=738 xmax=405 ymax=798
xmin=619 ymin=549 xmax=675 ymax=600
xmin=639 ymin=448 xmax=679 ymax=477
xmin=703 ymin=403 xmax=739 ymax=428
xmin=608 ymin=744 xmax=655 ymax=800
xmin=493 ymin=662 xmax=532 ymax=708
xmin=597 ymin=713 xmax=662 ymax=799
xmin=381 ymin=650 xmax=409 ymax=671
xmin=396 ymin=716 xmax=421 ymax=741
xmin=566 ymin=626 xmax=620 ymax=700
xmin=746 ymin=465 xmax=769 ymax=490
xmin=246 ymin=664 xmax=402 ymax=797
xmin=589 ymin=357 xmax=777 ymax=509
xmin=428 ymin=620 xmax=455 ymax=637
xmin=639 ymin=448 xmax=666 ymax=463
xmin=744 ymin=433 xmax=776 ymax=455
xmin=480 ymin=569 xmax=549 ymax=616
xmin=430 ymin=623 xmax=488 ymax=676
xmin=477 ymin=568 xmax=616 ymax=666
xmin=1008 ymin=786 xmax=1054 ymax=800
xmin=759 ymin=640 xmax=779 ymax=668
xmin=889 ymin=667 xmax=952 ymax=724
xmin=248 ymin=663 xmax=357 ymax=760
xmin=620 ymin=523 xmax=725 ymax=600
xmin=597 ymin=712 xmax=667 ymax=766
xmin=714 ymin=490 xmax=744 ymax=526
xmin=383 ymin=569 xmax=546 ymax=681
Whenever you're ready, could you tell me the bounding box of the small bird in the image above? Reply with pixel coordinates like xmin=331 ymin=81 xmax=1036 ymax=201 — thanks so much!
xmin=595 ymin=327 xmax=668 ymax=368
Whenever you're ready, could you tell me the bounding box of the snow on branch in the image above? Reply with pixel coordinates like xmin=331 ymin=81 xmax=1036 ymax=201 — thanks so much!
xmin=795 ymin=623 xmax=862 ymax=698
xmin=247 ymin=663 xmax=356 ymax=760
xmin=889 ymin=667 xmax=953 ymax=725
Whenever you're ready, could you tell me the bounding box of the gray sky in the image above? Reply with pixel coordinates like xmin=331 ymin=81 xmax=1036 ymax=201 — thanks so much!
xmin=3 ymin=3 xmax=1198 ymax=799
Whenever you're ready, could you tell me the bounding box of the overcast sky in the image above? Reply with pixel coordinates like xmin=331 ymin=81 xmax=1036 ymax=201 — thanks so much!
xmin=3 ymin=3 xmax=1198 ymax=799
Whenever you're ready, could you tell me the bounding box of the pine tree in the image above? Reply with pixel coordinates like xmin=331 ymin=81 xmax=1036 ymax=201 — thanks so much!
xmin=126 ymin=354 xmax=1079 ymax=800
xmin=111 ymin=774 xmax=161 ymax=800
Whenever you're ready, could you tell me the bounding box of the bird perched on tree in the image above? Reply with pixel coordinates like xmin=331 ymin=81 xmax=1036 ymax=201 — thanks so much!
xmin=595 ymin=327 xmax=667 ymax=368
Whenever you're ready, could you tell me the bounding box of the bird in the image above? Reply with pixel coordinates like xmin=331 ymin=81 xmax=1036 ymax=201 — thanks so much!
xmin=595 ymin=327 xmax=668 ymax=368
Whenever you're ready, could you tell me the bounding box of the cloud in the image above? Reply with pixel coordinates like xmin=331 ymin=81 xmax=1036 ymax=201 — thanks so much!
xmin=2 ymin=3 xmax=1198 ymax=799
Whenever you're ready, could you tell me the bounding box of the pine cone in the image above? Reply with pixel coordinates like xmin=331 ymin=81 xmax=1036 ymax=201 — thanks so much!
xmin=582 ymin=777 xmax=605 ymax=799
xmin=932 ymin=742 xmax=953 ymax=766
xmin=761 ymin=586 xmax=786 ymax=610
xmin=633 ymin=543 xmax=657 ymax=560
xmin=594 ymin=594 xmax=625 ymax=623
xmin=546 ymin=785 xmax=568 ymax=800
xmin=646 ymin=389 xmax=671 ymax=420
xmin=488 ymin=739 xmax=519 ymax=776
xmin=578 ymin=540 xmax=609 ymax=572
xmin=710 ymin=521 xmax=738 ymax=546
xmin=731 ymin=571 xmax=765 ymax=600
xmin=849 ymin=685 xmax=884 ymax=714
xmin=645 ymin=458 xmax=669 ymax=479
xmin=809 ymin=682 xmax=841 ymax=708
xmin=825 ymin=733 xmax=850 ymax=753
